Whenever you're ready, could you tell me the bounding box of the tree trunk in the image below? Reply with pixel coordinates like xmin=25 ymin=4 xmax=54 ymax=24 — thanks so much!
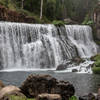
xmin=40 ymin=0 xmax=43 ymax=20
xmin=21 ymin=0 xmax=24 ymax=9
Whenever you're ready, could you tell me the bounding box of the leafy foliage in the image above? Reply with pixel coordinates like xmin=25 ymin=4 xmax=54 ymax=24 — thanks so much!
xmin=92 ymin=54 xmax=100 ymax=74
xmin=82 ymin=15 xmax=93 ymax=25
xmin=0 ymin=0 xmax=98 ymax=23
xmin=52 ymin=20 xmax=65 ymax=26
xmin=92 ymin=67 xmax=100 ymax=74
xmin=69 ymin=96 xmax=78 ymax=100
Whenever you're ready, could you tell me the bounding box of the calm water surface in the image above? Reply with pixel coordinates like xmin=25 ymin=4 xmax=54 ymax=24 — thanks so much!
xmin=0 ymin=71 xmax=100 ymax=96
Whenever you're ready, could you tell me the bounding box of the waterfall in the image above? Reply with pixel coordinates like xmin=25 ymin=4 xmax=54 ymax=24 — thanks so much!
xmin=65 ymin=25 xmax=98 ymax=58
xmin=0 ymin=22 xmax=98 ymax=71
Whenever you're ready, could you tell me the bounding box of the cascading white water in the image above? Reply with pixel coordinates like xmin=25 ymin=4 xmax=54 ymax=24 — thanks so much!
xmin=65 ymin=25 xmax=98 ymax=58
xmin=0 ymin=22 xmax=98 ymax=71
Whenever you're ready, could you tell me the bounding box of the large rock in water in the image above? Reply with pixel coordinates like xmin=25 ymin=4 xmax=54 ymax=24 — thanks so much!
xmin=20 ymin=74 xmax=75 ymax=100
xmin=56 ymin=64 xmax=67 ymax=70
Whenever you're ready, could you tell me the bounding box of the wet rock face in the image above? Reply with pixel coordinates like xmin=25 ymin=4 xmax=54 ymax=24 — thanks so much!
xmin=0 ymin=5 xmax=35 ymax=23
xmin=20 ymin=74 xmax=75 ymax=100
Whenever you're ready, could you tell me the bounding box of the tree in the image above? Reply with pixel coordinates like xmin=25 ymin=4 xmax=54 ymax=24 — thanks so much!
xmin=21 ymin=0 xmax=24 ymax=9
xmin=40 ymin=0 xmax=43 ymax=19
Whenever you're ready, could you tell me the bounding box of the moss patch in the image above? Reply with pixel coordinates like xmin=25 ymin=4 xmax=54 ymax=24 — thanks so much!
xmin=95 ymin=40 xmax=100 ymax=45
xmin=8 ymin=95 xmax=35 ymax=100
xmin=92 ymin=67 xmax=100 ymax=74
xmin=91 ymin=54 xmax=100 ymax=74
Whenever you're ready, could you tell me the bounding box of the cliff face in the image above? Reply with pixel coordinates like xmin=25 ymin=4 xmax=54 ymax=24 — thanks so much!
xmin=93 ymin=2 xmax=100 ymax=40
xmin=0 ymin=5 xmax=35 ymax=23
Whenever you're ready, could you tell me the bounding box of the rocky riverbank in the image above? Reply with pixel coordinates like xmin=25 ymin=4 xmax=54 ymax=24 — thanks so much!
xmin=0 ymin=74 xmax=75 ymax=100
xmin=0 ymin=74 xmax=100 ymax=100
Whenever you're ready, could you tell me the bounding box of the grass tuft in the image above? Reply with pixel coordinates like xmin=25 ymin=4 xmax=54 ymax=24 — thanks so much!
xmin=8 ymin=95 xmax=35 ymax=100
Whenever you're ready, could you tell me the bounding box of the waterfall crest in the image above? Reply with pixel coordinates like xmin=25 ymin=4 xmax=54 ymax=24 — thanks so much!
xmin=0 ymin=22 xmax=97 ymax=70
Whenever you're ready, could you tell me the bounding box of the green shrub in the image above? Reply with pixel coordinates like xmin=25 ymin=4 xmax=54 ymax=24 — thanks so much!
xmin=91 ymin=54 xmax=100 ymax=62
xmin=82 ymin=15 xmax=93 ymax=25
xmin=95 ymin=61 xmax=100 ymax=67
xmin=95 ymin=40 xmax=100 ymax=45
xmin=69 ymin=96 xmax=78 ymax=100
xmin=52 ymin=20 xmax=65 ymax=26
xmin=92 ymin=67 xmax=100 ymax=74
xmin=82 ymin=20 xmax=93 ymax=25
xmin=91 ymin=54 xmax=100 ymax=74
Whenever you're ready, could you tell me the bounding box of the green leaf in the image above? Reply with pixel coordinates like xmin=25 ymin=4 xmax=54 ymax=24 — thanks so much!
xmin=69 ymin=96 xmax=78 ymax=100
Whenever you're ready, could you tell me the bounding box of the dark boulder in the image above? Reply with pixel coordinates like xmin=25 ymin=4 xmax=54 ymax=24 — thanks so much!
xmin=20 ymin=75 xmax=57 ymax=98
xmin=56 ymin=61 xmax=72 ymax=71
xmin=79 ymin=93 xmax=95 ymax=100
xmin=51 ymin=81 xmax=75 ymax=100
xmin=20 ymin=74 xmax=75 ymax=100
xmin=72 ymin=57 xmax=85 ymax=65
xmin=56 ymin=64 xmax=67 ymax=70
xmin=72 ymin=69 xmax=78 ymax=72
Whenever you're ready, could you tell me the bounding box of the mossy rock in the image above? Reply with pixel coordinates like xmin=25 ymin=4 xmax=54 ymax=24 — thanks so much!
xmin=91 ymin=54 xmax=100 ymax=74
xmin=92 ymin=67 xmax=100 ymax=74
xmin=91 ymin=54 xmax=100 ymax=61
xmin=95 ymin=40 xmax=100 ymax=45
xmin=8 ymin=95 xmax=35 ymax=100
xmin=91 ymin=54 xmax=100 ymax=67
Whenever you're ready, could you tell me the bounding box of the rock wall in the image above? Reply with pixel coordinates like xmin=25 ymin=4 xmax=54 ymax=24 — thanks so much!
xmin=93 ymin=2 xmax=100 ymax=40
xmin=0 ymin=5 xmax=35 ymax=23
